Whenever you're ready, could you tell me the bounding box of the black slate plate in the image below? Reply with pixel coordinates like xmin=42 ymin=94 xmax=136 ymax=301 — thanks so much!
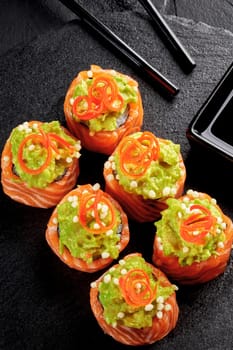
xmin=1 ymin=11 xmax=233 ymax=350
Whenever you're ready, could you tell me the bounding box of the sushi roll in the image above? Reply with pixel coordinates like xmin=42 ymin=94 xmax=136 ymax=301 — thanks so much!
xmin=90 ymin=252 xmax=179 ymax=346
xmin=152 ymin=189 xmax=233 ymax=285
xmin=64 ymin=64 xmax=143 ymax=155
xmin=45 ymin=183 xmax=130 ymax=272
xmin=103 ymin=131 xmax=186 ymax=222
xmin=1 ymin=120 xmax=81 ymax=208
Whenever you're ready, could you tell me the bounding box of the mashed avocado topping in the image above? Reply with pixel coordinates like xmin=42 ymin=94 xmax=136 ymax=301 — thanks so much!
xmin=10 ymin=121 xmax=81 ymax=188
xmin=155 ymin=191 xmax=227 ymax=266
xmin=97 ymin=255 xmax=175 ymax=329
xmin=113 ymin=132 xmax=182 ymax=200
xmin=57 ymin=187 xmax=122 ymax=264
xmin=71 ymin=72 xmax=138 ymax=132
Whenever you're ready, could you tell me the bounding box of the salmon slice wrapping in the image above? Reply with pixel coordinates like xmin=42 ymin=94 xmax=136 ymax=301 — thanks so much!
xmin=64 ymin=65 xmax=143 ymax=155
xmin=152 ymin=190 xmax=233 ymax=285
xmin=103 ymin=131 xmax=186 ymax=222
xmin=1 ymin=120 xmax=81 ymax=208
xmin=90 ymin=253 xmax=179 ymax=346
xmin=46 ymin=183 xmax=130 ymax=272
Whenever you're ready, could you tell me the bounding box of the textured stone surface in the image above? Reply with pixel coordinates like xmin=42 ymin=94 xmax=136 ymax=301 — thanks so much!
xmin=1 ymin=2 xmax=233 ymax=350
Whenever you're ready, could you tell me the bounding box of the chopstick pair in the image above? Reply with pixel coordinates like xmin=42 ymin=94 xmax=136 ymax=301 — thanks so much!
xmin=59 ymin=0 xmax=195 ymax=99
xmin=138 ymin=0 xmax=196 ymax=74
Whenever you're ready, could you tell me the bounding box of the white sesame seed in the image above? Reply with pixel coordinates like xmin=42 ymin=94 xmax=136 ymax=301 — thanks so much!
xmin=217 ymin=242 xmax=224 ymax=249
xmin=90 ymin=281 xmax=97 ymax=288
xmin=103 ymin=274 xmax=111 ymax=283
xmin=211 ymin=198 xmax=217 ymax=205
xmin=192 ymin=230 xmax=199 ymax=236
xmin=187 ymin=189 xmax=194 ymax=196
xmin=162 ymin=186 xmax=170 ymax=196
xmin=109 ymin=156 xmax=114 ymax=162
xmin=111 ymin=162 xmax=116 ymax=170
xmin=93 ymin=223 xmax=100 ymax=229
xmin=193 ymin=191 xmax=199 ymax=197
xmin=116 ymin=174 xmax=120 ymax=180
xmin=97 ymin=203 xmax=102 ymax=210
xmin=221 ymin=222 xmax=227 ymax=230
xmin=92 ymin=183 xmax=100 ymax=191
xmin=109 ymin=267 xmax=115 ymax=272
xmin=106 ymin=229 xmax=113 ymax=236
xmin=183 ymin=246 xmax=189 ymax=253
xmin=170 ymin=187 xmax=177 ymax=195
xmin=28 ymin=144 xmax=35 ymax=151
xmin=158 ymin=244 xmax=163 ymax=251
xmin=75 ymin=142 xmax=81 ymax=151
xmin=113 ymin=277 xmax=119 ymax=285
xmin=135 ymin=282 xmax=142 ymax=289
xmin=156 ymin=296 xmax=164 ymax=304
xmin=87 ymin=70 xmax=93 ymax=78
xmin=106 ymin=174 xmax=114 ymax=181
xmin=178 ymin=211 xmax=182 ymax=218
xmin=119 ymin=259 xmax=126 ymax=265
xmin=101 ymin=204 xmax=108 ymax=213
xmin=181 ymin=203 xmax=187 ymax=210
xmin=68 ymin=196 xmax=73 ymax=202
xmin=72 ymin=216 xmax=78 ymax=223
xmin=66 ymin=157 xmax=72 ymax=163
xmin=25 ymin=127 xmax=32 ymax=133
xmin=157 ymin=311 xmax=163 ymax=319
xmin=117 ymin=312 xmax=125 ymax=319
xmin=164 ymin=303 xmax=172 ymax=311
xmin=172 ymin=284 xmax=179 ymax=291
xmin=72 ymin=195 xmax=78 ymax=201
xmin=101 ymin=252 xmax=110 ymax=259
xmin=75 ymin=152 xmax=81 ymax=158
xmin=144 ymin=304 xmax=154 ymax=311
xmin=69 ymin=98 xmax=74 ymax=105
xmin=216 ymin=228 xmax=221 ymax=234
xmin=112 ymin=322 xmax=117 ymax=328
xmin=71 ymin=201 xmax=78 ymax=208
xmin=18 ymin=124 xmax=24 ymax=131
xmin=217 ymin=217 xmax=223 ymax=224
xmin=121 ymin=268 xmax=127 ymax=275
xmin=148 ymin=190 xmax=156 ymax=198
xmin=130 ymin=180 xmax=138 ymax=189
xmin=104 ymin=161 xmax=111 ymax=169
xmin=32 ymin=123 xmax=38 ymax=129
xmin=3 ymin=156 xmax=9 ymax=163
xmin=52 ymin=217 xmax=58 ymax=224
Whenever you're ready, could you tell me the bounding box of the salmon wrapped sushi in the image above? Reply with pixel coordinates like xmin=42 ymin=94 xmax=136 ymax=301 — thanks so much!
xmin=152 ymin=189 xmax=233 ymax=285
xmin=1 ymin=120 xmax=81 ymax=208
xmin=45 ymin=183 xmax=130 ymax=272
xmin=64 ymin=64 xmax=143 ymax=155
xmin=90 ymin=252 xmax=179 ymax=346
xmin=103 ymin=131 xmax=186 ymax=222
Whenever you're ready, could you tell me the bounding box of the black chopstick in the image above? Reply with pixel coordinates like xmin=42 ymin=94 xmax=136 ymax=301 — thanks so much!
xmin=138 ymin=0 xmax=196 ymax=73
xmin=59 ymin=0 xmax=179 ymax=98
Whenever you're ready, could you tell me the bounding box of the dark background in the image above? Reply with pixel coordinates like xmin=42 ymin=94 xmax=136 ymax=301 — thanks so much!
xmin=1 ymin=1 xmax=233 ymax=350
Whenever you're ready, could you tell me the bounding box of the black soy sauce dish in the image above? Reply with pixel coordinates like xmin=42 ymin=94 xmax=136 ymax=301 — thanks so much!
xmin=186 ymin=61 xmax=233 ymax=163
